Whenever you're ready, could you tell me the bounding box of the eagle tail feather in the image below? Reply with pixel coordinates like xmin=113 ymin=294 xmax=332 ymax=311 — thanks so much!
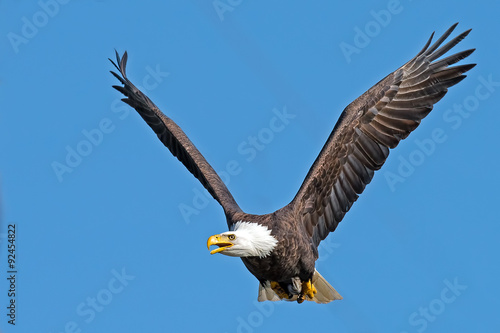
xmin=258 ymin=281 xmax=281 ymax=302
xmin=311 ymin=269 xmax=343 ymax=303
xmin=257 ymin=270 xmax=342 ymax=303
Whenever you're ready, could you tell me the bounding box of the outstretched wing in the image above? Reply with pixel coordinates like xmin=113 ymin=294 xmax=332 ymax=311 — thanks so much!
xmin=110 ymin=51 xmax=242 ymax=217
xmin=289 ymin=23 xmax=475 ymax=248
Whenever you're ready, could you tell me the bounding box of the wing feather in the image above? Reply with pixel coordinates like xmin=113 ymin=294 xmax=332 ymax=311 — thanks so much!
xmin=110 ymin=51 xmax=242 ymax=218
xmin=288 ymin=24 xmax=475 ymax=248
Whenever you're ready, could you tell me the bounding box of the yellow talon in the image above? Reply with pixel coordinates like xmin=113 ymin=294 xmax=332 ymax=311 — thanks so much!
xmin=302 ymin=279 xmax=317 ymax=299
xmin=270 ymin=281 xmax=290 ymax=300
xmin=270 ymin=280 xmax=317 ymax=303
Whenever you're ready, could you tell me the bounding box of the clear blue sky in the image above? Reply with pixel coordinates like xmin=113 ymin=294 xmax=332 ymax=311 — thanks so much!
xmin=0 ymin=1 xmax=499 ymax=332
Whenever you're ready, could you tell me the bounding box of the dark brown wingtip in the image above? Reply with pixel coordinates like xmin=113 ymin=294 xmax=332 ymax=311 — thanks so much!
xmin=109 ymin=49 xmax=121 ymax=71
xmin=112 ymin=85 xmax=128 ymax=95
xmin=415 ymin=31 xmax=435 ymax=58
xmin=109 ymin=58 xmax=120 ymax=72
xmin=428 ymin=31 xmax=436 ymax=43
xmin=467 ymin=63 xmax=477 ymax=72
xmin=463 ymin=48 xmax=476 ymax=57
xmin=114 ymin=49 xmax=121 ymax=67
xmin=109 ymin=50 xmax=131 ymax=87
xmin=109 ymin=50 xmax=129 ymax=77
xmin=109 ymin=70 xmax=126 ymax=84
xmin=423 ymin=23 xmax=462 ymax=57
xmin=119 ymin=51 xmax=128 ymax=76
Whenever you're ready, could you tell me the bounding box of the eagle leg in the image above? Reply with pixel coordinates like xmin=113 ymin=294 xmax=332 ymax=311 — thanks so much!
xmin=270 ymin=281 xmax=292 ymax=300
xmin=297 ymin=279 xmax=317 ymax=303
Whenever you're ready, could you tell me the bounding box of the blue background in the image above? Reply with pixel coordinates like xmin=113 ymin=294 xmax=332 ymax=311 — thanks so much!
xmin=1 ymin=1 xmax=499 ymax=332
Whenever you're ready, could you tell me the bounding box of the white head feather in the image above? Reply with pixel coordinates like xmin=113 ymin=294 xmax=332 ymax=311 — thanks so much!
xmin=219 ymin=221 xmax=278 ymax=258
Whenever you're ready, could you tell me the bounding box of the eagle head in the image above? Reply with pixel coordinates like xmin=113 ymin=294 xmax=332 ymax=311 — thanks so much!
xmin=207 ymin=221 xmax=278 ymax=258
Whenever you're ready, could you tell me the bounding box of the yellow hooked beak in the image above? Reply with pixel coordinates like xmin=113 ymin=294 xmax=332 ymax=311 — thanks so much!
xmin=207 ymin=234 xmax=234 ymax=255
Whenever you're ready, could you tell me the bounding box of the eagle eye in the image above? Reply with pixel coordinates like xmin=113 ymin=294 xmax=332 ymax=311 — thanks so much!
xmin=228 ymin=234 xmax=236 ymax=241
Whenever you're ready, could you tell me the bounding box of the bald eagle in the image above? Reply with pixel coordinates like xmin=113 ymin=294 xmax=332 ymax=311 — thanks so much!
xmin=110 ymin=23 xmax=474 ymax=303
